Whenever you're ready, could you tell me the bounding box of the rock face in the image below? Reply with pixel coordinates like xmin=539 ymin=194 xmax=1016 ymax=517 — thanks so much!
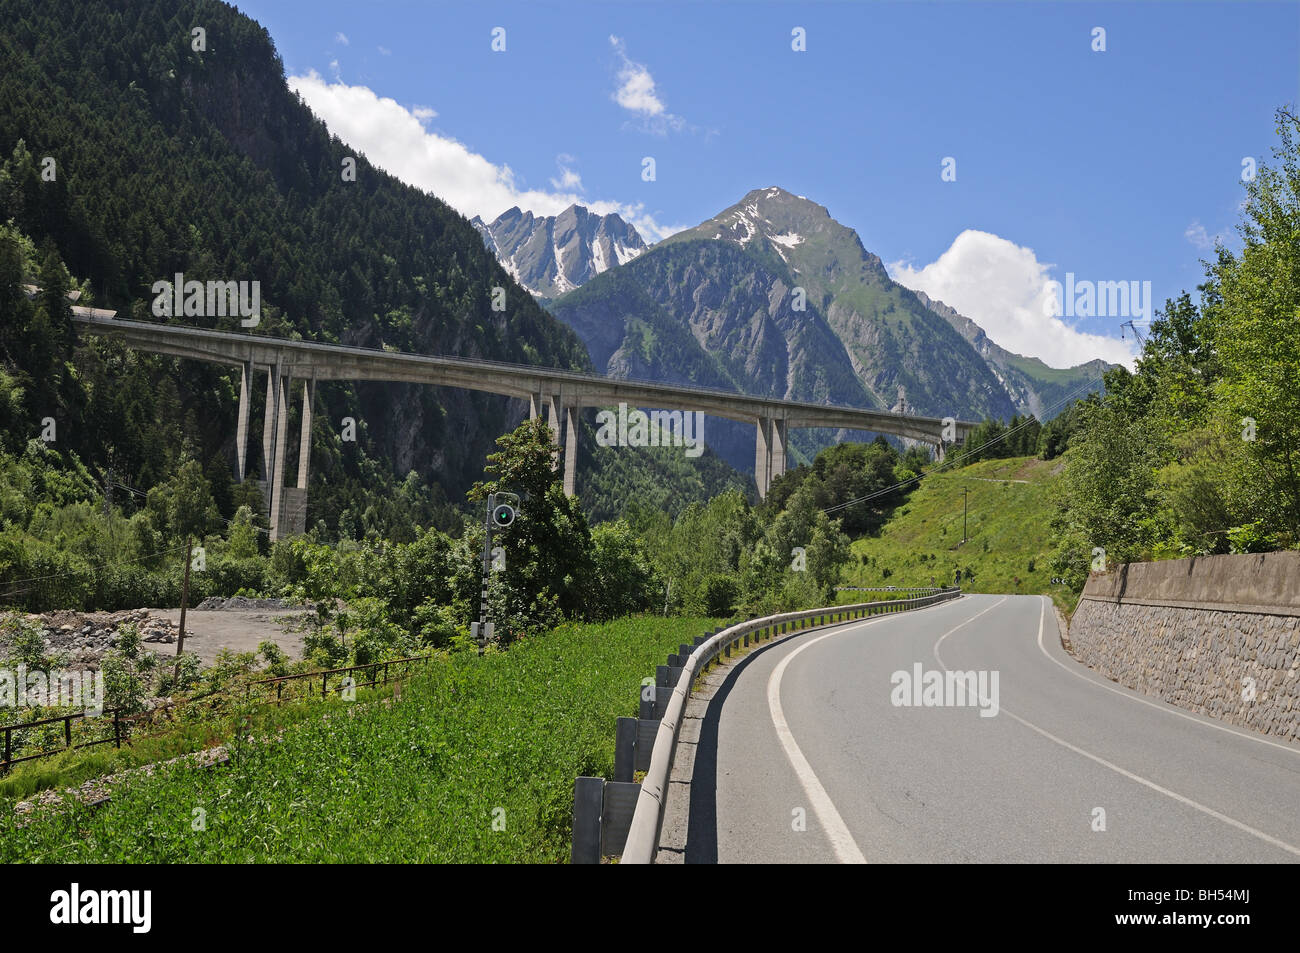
xmin=1069 ymin=553 xmax=1300 ymax=742
xmin=471 ymin=204 xmax=647 ymax=301
xmin=913 ymin=290 xmax=1113 ymax=420
xmin=653 ymin=187 xmax=1018 ymax=423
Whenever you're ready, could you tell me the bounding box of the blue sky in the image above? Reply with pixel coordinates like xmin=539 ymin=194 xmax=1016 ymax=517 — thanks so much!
xmin=235 ymin=0 xmax=1298 ymax=367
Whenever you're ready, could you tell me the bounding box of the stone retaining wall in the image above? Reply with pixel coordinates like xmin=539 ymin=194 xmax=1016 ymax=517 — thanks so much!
xmin=1071 ymin=552 xmax=1300 ymax=742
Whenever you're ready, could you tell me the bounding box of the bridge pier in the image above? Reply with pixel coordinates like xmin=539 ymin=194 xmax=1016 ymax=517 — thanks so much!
xmin=545 ymin=393 xmax=562 ymax=469
xmin=261 ymin=368 xmax=276 ymax=490
xmin=268 ymin=365 xmax=290 ymax=541
xmin=754 ymin=417 xmax=788 ymax=500
xmin=563 ymin=405 xmax=578 ymax=497
xmin=528 ymin=390 xmax=576 ymax=496
xmin=297 ymin=378 xmax=315 ymax=490
xmin=771 ymin=418 xmax=787 ymax=484
xmin=236 ymin=360 xmax=253 ymax=481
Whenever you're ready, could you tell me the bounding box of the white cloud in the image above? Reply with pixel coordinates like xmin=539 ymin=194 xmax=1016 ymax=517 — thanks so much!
xmin=551 ymin=166 xmax=582 ymax=190
xmin=888 ymin=230 xmax=1136 ymax=369
xmin=288 ymin=70 xmax=685 ymax=241
xmin=610 ymin=36 xmax=665 ymax=115
xmin=1184 ymin=220 xmax=1222 ymax=250
xmin=411 ymin=106 xmax=437 ymax=123
xmin=609 ymin=36 xmax=685 ymax=135
xmin=335 ymin=32 xmax=349 ymax=46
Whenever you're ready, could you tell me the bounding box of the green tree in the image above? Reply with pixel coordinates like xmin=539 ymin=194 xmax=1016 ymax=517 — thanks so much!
xmin=1206 ymin=107 xmax=1300 ymax=541
xmin=468 ymin=418 xmax=593 ymax=627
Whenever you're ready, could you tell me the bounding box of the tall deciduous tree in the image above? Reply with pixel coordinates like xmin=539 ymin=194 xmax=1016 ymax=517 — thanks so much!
xmin=468 ymin=418 xmax=593 ymax=622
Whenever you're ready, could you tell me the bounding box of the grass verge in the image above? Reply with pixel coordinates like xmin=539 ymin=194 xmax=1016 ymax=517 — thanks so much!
xmin=0 ymin=615 xmax=720 ymax=863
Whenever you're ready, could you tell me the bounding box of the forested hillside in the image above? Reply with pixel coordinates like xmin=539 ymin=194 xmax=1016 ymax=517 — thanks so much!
xmin=0 ymin=0 xmax=750 ymax=537
xmin=0 ymin=0 xmax=591 ymax=519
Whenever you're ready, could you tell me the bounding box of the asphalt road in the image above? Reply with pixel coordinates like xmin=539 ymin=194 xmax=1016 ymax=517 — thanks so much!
xmin=685 ymin=594 xmax=1300 ymax=863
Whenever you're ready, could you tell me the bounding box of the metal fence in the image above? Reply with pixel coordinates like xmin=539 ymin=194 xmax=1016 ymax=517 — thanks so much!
xmin=0 ymin=653 xmax=435 ymax=773
xmin=251 ymin=654 xmax=435 ymax=705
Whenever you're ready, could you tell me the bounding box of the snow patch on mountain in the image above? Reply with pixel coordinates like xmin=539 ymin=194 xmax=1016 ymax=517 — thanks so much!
xmin=471 ymin=204 xmax=648 ymax=298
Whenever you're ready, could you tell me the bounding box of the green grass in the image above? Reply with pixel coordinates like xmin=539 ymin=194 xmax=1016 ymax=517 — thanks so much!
xmin=843 ymin=456 xmax=1068 ymax=599
xmin=0 ymin=615 xmax=719 ymax=863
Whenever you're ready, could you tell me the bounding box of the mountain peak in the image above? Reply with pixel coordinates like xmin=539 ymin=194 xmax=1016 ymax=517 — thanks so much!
xmin=472 ymin=204 xmax=646 ymax=299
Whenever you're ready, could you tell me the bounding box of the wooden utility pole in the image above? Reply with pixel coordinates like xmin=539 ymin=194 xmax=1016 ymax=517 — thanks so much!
xmin=175 ymin=535 xmax=193 ymax=685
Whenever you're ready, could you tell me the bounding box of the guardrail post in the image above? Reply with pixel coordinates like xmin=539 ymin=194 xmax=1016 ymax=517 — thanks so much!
xmin=113 ymin=710 xmax=121 ymax=749
xmin=614 ymin=717 xmax=637 ymax=782
xmin=634 ymin=718 xmax=657 ymax=771
xmin=602 ymin=781 xmax=641 ymax=858
xmin=743 ymin=632 xmax=750 ymax=648
xmin=572 ymin=777 xmax=604 ymax=864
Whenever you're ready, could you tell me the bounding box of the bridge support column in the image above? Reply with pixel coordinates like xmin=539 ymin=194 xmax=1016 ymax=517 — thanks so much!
xmin=771 ymin=418 xmax=787 ymax=483
xmin=296 ymin=378 xmax=315 ymax=490
xmin=235 ymin=360 xmax=253 ymax=481
xmin=934 ymin=441 xmax=946 ymax=463
xmin=529 ymin=392 xmax=543 ymax=422
xmin=563 ymin=404 xmax=578 ymax=497
xmin=755 ymin=417 xmax=772 ymax=499
xmin=268 ymin=368 xmax=290 ymax=542
xmin=261 ymin=367 xmax=276 ymax=484
xmin=545 ymin=394 xmax=562 ymax=470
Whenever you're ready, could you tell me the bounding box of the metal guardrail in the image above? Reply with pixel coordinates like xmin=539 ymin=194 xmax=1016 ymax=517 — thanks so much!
xmin=584 ymin=587 xmax=961 ymax=864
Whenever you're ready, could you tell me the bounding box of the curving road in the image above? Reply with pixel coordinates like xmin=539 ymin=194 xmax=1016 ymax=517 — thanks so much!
xmin=678 ymin=594 xmax=1300 ymax=863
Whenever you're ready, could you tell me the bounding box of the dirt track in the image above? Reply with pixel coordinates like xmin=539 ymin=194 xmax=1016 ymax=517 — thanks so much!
xmin=145 ymin=607 xmax=308 ymax=666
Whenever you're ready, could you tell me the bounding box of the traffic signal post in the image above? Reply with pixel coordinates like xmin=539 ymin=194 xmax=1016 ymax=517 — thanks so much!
xmin=472 ymin=492 xmax=518 ymax=655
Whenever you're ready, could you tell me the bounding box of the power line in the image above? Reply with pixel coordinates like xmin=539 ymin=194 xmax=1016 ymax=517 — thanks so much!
xmin=0 ymin=541 xmax=192 ymax=603
xmin=107 ymin=478 xmax=271 ymax=537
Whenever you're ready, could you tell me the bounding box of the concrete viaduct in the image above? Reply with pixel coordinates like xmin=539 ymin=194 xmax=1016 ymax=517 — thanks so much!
xmin=73 ymin=314 xmax=976 ymax=540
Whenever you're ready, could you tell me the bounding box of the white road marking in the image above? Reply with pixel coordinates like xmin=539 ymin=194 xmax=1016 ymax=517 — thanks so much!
xmin=768 ymin=628 xmax=870 ymax=864
xmin=933 ymin=596 xmax=1300 ymax=859
xmin=764 ymin=595 xmax=982 ymax=864
xmin=1035 ymin=595 xmax=1300 ymax=756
